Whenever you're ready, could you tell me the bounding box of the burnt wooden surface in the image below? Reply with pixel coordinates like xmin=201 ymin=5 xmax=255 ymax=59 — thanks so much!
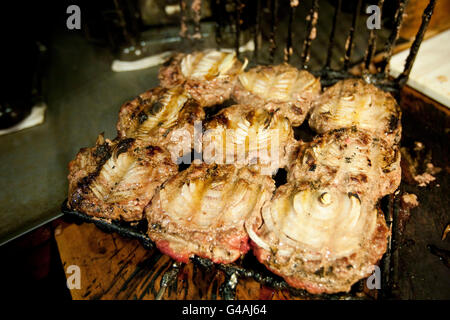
xmin=391 ymin=86 xmax=450 ymax=299
xmin=55 ymin=221 xmax=335 ymax=300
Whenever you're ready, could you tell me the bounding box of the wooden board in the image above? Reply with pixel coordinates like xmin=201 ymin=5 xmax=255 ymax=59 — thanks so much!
xmin=55 ymin=221 xmax=336 ymax=300
xmin=389 ymin=30 xmax=450 ymax=108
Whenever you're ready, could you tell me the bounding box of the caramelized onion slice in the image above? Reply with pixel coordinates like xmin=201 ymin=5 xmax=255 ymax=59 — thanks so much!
xmin=238 ymin=64 xmax=320 ymax=103
xmin=159 ymin=165 xmax=273 ymax=230
xmin=260 ymin=187 xmax=377 ymax=259
xmin=181 ymin=50 xmax=245 ymax=80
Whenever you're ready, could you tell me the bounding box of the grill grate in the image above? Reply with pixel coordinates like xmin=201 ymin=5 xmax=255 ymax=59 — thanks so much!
xmin=182 ymin=0 xmax=437 ymax=91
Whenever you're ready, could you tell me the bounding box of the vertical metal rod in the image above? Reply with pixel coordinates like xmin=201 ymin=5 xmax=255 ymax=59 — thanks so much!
xmin=380 ymin=0 xmax=409 ymax=76
xmin=284 ymin=0 xmax=298 ymax=63
xmin=180 ymin=0 xmax=188 ymax=39
xmin=325 ymin=0 xmax=341 ymax=69
xmin=343 ymin=0 xmax=362 ymax=70
xmin=191 ymin=0 xmax=202 ymax=40
xmin=253 ymin=0 xmax=262 ymax=60
xmin=269 ymin=0 xmax=278 ymax=63
xmin=214 ymin=0 xmax=223 ymax=48
xmin=113 ymin=0 xmax=136 ymax=46
xmin=381 ymin=194 xmax=395 ymax=299
xmin=397 ymin=0 xmax=436 ymax=87
xmin=300 ymin=0 xmax=319 ymax=69
xmin=363 ymin=0 xmax=385 ymax=72
xmin=155 ymin=262 xmax=183 ymax=300
xmin=235 ymin=0 xmax=242 ymax=57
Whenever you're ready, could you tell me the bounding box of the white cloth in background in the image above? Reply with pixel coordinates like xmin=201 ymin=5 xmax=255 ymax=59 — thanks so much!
xmin=111 ymin=40 xmax=255 ymax=72
xmin=0 ymin=102 xmax=47 ymax=136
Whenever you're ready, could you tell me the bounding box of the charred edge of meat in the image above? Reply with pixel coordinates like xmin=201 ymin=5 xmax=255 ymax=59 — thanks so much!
xmin=138 ymin=99 xmax=164 ymax=124
xmin=92 ymin=143 xmax=111 ymax=163
xmin=71 ymin=138 xmax=137 ymax=208
xmin=150 ymin=101 xmax=164 ymax=115
xmin=145 ymin=145 xmax=164 ymax=156
xmin=71 ymin=141 xmax=114 ymax=207
xmin=388 ymin=114 xmax=400 ymax=133
xmin=162 ymin=54 xmax=179 ymax=67
xmin=136 ymin=95 xmax=144 ymax=105
xmin=216 ymin=112 xmax=230 ymax=127
xmin=114 ymin=138 xmax=135 ymax=158
xmin=138 ymin=111 xmax=148 ymax=124
xmin=62 ymin=203 xmax=154 ymax=249
xmin=347 ymin=192 xmax=361 ymax=203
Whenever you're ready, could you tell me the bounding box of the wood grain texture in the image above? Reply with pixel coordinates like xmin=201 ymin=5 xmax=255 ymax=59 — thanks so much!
xmin=400 ymin=0 xmax=450 ymax=40
xmin=55 ymin=221 xmax=322 ymax=300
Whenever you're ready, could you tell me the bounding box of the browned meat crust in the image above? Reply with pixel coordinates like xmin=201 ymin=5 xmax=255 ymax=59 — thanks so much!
xmin=158 ymin=50 xmax=246 ymax=107
xmin=158 ymin=53 xmax=185 ymax=88
xmin=68 ymin=137 xmax=177 ymax=221
xmin=250 ymin=201 xmax=389 ymax=294
xmin=308 ymin=79 xmax=401 ymax=146
xmin=116 ymin=86 xmax=205 ymax=160
xmin=145 ymin=163 xmax=275 ymax=264
xmin=232 ymin=64 xmax=321 ymax=126
xmin=202 ymin=104 xmax=296 ymax=175
xmin=288 ymin=128 xmax=401 ymax=202
xmin=248 ymin=127 xmax=398 ymax=293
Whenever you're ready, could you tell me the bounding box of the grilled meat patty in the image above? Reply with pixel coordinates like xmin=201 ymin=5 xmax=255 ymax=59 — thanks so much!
xmin=202 ymin=104 xmax=295 ymax=175
xmin=68 ymin=136 xmax=178 ymax=221
xmin=248 ymin=127 xmax=399 ymax=294
xmin=117 ymin=86 xmax=205 ymax=161
xmin=145 ymin=163 xmax=275 ymax=264
xmin=308 ymin=79 xmax=401 ymax=145
xmin=246 ymin=181 xmax=389 ymax=294
xmin=288 ymin=128 xmax=401 ymax=202
xmin=158 ymin=50 xmax=247 ymax=107
xmin=232 ymin=64 xmax=321 ymax=126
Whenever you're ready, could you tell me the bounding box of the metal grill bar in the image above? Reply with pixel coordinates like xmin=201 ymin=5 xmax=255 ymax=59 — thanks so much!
xmin=364 ymin=0 xmax=385 ymax=72
xmin=192 ymin=0 xmax=202 ymax=39
xmin=235 ymin=0 xmax=242 ymax=57
xmin=179 ymin=0 xmax=188 ymax=39
xmin=325 ymin=0 xmax=341 ymax=69
xmin=253 ymin=0 xmax=262 ymax=59
xmin=300 ymin=0 xmax=319 ymax=69
xmin=269 ymin=0 xmax=278 ymax=63
xmin=380 ymin=0 xmax=409 ymax=76
xmin=213 ymin=0 xmax=225 ymax=48
xmin=284 ymin=0 xmax=298 ymax=63
xmin=396 ymin=0 xmax=437 ymax=86
xmin=343 ymin=0 xmax=362 ymax=70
